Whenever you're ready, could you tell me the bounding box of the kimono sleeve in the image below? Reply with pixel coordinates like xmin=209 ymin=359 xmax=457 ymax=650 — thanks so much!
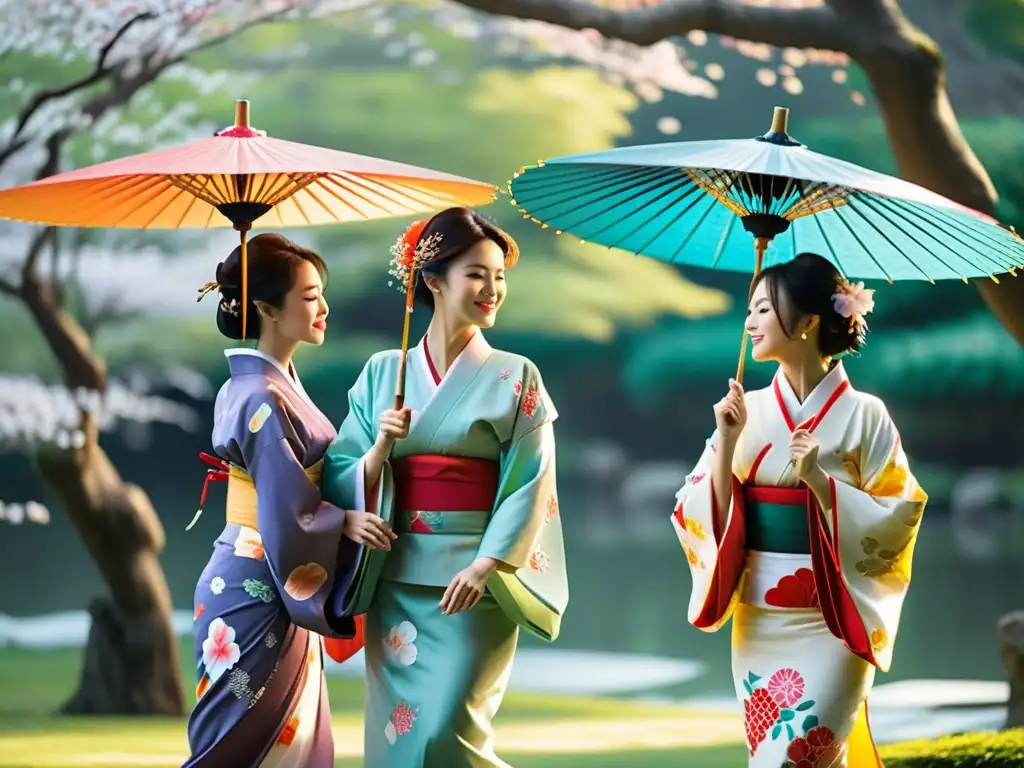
xmin=321 ymin=355 xmax=395 ymax=620
xmin=478 ymin=363 xmax=568 ymax=642
xmin=323 ymin=357 xmax=380 ymax=511
xmin=670 ymin=429 xmax=747 ymax=633
xmin=236 ymin=392 xmax=357 ymax=639
xmin=812 ymin=401 xmax=927 ymax=672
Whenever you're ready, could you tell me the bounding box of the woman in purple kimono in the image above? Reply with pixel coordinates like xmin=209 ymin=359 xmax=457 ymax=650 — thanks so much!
xmin=183 ymin=233 xmax=395 ymax=768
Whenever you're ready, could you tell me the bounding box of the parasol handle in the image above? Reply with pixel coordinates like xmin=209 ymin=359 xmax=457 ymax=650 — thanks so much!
xmin=735 ymin=236 xmax=770 ymax=386
xmin=393 ymin=266 xmax=417 ymax=410
xmin=236 ymin=223 xmax=252 ymax=341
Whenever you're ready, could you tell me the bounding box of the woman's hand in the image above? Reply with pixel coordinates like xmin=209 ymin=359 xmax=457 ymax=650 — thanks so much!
xmin=378 ymin=407 xmax=411 ymax=444
xmin=789 ymin=429 xmax=830 ymax=502
xmin=713 ymin=378 xmax=747 ymax=446
xmin=789 ymin=429 xmax=821 ymax=481
xmin=439 ymin=557 xmax=499 ymax=616
xmin=342 ymin=510 xmax=396 ymax=550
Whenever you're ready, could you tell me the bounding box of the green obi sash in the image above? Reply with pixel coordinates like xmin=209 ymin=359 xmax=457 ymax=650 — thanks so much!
xmin=744 ymin=486 xmax=811 ymax=555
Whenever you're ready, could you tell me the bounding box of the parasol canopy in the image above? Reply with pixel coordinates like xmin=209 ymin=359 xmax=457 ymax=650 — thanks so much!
xmin=508 ymin=106 xmax=1024 ymax=381
xmin=0 ymin=99 xmax=498 ymax=337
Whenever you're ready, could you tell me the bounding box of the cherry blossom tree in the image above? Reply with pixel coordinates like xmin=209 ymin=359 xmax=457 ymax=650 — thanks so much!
xmin=0 ymin=0 xmax=355 ymax=716
xmin=438 ymin=0 xmax=1024 ymax=345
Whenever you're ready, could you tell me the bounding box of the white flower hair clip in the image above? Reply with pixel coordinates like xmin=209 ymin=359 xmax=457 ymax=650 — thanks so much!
xmin=387 ymin=219 xmax=443 ymax=294
xmin=219 ymin=298 xmax=241 ymax=317
xmin=832 ymin=279 xmax=875 ymax=340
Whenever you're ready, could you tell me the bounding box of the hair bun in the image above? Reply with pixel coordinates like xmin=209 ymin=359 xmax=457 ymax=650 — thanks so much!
xmin=214 ymin=261 xmax=239 ymax=299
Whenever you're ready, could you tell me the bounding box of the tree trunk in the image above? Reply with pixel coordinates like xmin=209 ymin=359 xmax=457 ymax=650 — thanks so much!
xmin=20 ymin=273 xmax=185 ymax=716
xmin=997 ymin=611 xmax=1024 ymax=729
xmin=846 ymin=4 xmax=1024 ymax=345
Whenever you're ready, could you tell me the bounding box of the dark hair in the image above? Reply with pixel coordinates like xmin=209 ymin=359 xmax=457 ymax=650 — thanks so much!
xmin=214 ymin=233 xmax=328 ymax=340
xmin=410 ymin=207 xmax=520 ymax=309
xmin=754 ymin=252 xmax=865 ymax=358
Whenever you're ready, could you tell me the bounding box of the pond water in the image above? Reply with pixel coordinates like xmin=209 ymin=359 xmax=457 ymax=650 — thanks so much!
xmin=4 ymin=478 xmax=1021 ymax=706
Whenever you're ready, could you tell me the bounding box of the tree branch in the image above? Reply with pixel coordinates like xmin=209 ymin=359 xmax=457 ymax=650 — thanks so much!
xmin=22 ymin=226 xmax=56 ymax=284
xmin=80 ymin=300 xmax=143 ymax=338
xmin=450 ymin=0 xmax=850 ymax=50
xmin=0 ymin=12 xmax=156 ymax=172
xmin=166 ymin=5 xmax=298 ymax=66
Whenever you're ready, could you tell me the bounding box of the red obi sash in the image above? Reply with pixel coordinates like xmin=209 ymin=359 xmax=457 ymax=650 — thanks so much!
xmin=392 ymin=455 xmax=499 ymax=512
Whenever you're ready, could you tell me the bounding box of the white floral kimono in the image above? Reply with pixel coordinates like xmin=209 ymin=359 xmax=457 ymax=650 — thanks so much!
xmin=671 ymin=363 xmax=926 ymax=767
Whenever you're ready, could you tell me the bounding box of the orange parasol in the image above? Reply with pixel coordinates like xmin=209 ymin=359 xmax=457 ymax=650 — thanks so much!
xmin=0 ymin=98 xmax=497 ymax=338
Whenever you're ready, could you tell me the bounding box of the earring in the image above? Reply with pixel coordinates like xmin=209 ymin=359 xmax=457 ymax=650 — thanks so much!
xmin=801 ymin=332 xmax=808 ymax=340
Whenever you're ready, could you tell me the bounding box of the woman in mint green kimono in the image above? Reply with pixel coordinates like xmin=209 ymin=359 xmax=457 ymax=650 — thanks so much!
xmin=322 ymin=207 xmax=567 ymax=767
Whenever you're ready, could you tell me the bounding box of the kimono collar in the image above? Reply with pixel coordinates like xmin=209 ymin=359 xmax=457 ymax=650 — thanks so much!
xmin=413 ymin=330 xmax=492 ymax=393
xmin=772 ymin=361 xmax=850 ymax=432
xmin=224 ymin=348 xmax=313 ymax=406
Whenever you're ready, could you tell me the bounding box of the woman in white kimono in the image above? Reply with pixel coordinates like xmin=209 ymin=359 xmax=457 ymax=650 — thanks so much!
xmin=671 ymin=253 xmax=927 ymax=767
xmin=322 ymin=207 xmax=567 ymax=767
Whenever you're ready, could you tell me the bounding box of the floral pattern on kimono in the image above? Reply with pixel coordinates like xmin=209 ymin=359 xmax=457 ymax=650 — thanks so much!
xmin=816 ymin=410 xmax=927 ymax=671
xmin=183 ymin=350 xmax=362 ymax=768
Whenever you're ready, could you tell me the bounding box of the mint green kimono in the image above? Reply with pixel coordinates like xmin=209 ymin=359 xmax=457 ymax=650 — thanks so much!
xmin=322 ymin=332 xmax=568 ymax=767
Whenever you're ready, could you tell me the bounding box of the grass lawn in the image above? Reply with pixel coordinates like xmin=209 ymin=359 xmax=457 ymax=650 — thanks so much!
xmin=0 ymin=640 xmax=750 ymax=767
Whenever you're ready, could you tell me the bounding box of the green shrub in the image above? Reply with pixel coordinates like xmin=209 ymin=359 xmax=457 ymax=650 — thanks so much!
xmin=878 ymin=728 xmax=1024 ymax=767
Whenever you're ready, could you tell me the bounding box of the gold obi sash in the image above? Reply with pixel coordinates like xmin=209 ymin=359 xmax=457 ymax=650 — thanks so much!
xmin=225 ymin=459 xmax=324 ymax=533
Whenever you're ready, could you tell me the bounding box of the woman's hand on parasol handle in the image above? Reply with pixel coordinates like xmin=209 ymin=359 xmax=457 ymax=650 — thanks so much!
xmin=363 ymin=407 xmax=411 ymax=490
xmin=378 ymin=407 xmax=410 ymax=445
xmin=710 ymin=378 xmax=745 ymax=535
xmin=713 ymin=379 xmax=747 ymax=445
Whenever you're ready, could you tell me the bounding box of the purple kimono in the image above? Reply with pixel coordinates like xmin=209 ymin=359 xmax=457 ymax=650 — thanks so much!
xmin=183 ymin=349 xmax=362 ymax=768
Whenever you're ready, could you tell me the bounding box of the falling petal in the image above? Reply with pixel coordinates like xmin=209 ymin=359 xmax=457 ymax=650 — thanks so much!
xmin=782 ymin=76 xmax=804 ymax=95
xmin=657 ymin=116 xmax=681 ymax=135
xmin=782 ymin=48 xmax=808 ymax=68
xmin=704 ymin=63 xmax=724 ymax=81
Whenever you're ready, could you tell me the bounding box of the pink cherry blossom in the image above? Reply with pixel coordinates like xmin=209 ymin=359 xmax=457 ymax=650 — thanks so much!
xmin=832 ymin=281 xmax=876 ymax=319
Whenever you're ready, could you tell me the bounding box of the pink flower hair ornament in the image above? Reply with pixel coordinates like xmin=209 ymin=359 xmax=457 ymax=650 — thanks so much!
xmin=831 ymin=278 xmax=876 ymax=348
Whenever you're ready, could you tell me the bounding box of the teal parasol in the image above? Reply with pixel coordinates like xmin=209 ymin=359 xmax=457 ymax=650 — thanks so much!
xmin=509 ymin=107 xmax=1024 ymax=383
